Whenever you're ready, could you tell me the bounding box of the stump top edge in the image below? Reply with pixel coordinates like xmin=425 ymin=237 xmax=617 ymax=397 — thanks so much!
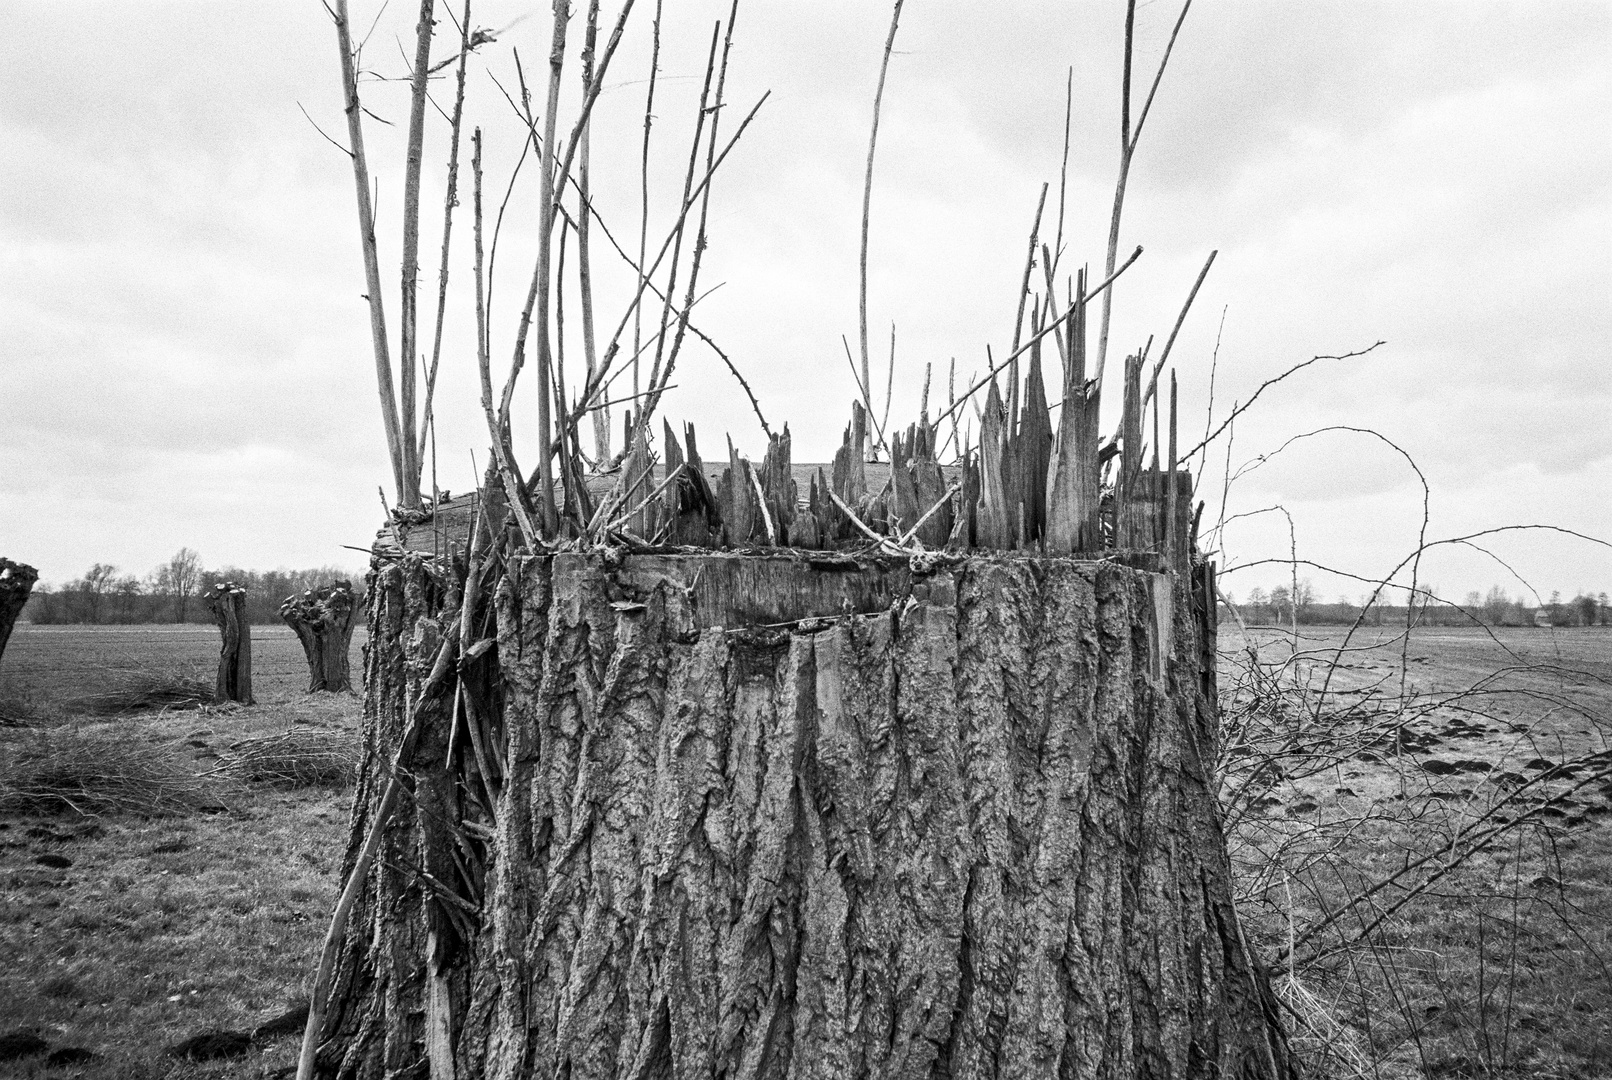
xmin=370 ymin=545 xmax=1184 ymax=574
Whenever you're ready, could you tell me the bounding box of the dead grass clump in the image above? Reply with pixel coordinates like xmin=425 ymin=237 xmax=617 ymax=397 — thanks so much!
xmin=71 ymin=670 xmax=214 ymax=716
xmin=0 ymin=727 xmax=220 ymax=817
xmin=0 ymin=684 xmax=42 ymax=726
xmin=215 ymin=729 xmax=359 ymax=789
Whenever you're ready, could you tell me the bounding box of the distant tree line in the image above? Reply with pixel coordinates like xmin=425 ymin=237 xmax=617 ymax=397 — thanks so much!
xmin=22 ymin=548 xmax=365 ymax=626
xmin=1221 ymin=579 xmax=1610 ymax=628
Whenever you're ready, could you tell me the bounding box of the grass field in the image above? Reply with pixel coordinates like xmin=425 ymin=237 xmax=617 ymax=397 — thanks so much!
xmin=0 ymin=625 xmax=363 ymax=1079
xmin=1221 ymin=623 xmax=1612 ymax=1078
xmin=0 ymin=621 xmax=1607 ymax=1078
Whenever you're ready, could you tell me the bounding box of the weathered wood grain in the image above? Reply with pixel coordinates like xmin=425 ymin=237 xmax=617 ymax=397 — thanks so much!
xmin=314 ymin=551 xmax=1293 ymax=1080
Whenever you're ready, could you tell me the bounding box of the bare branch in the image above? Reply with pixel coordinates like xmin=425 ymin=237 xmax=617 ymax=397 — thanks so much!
xmin=418 ymin=0 xmax=475 ymax=470
xmin=934 ymin=244 xmax=1143 ymax=425
xmin=297 ymin=101 xmax=352 ymax=157
xmin=860 ymin=0 xmax=905 ymax=461
xmin=1181 ymin=342 xmax=1387 ymax=462
xmin=1096 ymin=0 xmax=1193 ymax=389
xmin=635 ymin=0 xmax=665 ymax=403
xmin=395 ymin=0 xmax=437 ymax=509
xmin=330 ymin=0 xmax=406 ymax=503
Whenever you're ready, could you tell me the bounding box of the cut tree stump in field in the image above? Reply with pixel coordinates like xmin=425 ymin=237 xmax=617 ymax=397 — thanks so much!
xmin=203 ymin=582 xmax=253 ymax=705
xmin=281 ymin=582 xmax=358 ymax=692
xmin=0 ymin=558 xmax=38 ymax=668
xmin=308 ymin=545 xmax=1290 ymax=1079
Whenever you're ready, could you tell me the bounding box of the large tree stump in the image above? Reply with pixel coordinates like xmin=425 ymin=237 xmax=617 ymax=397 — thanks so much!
xmin=203 ymin=582 xmax=253 ymax=705
xmin=0 ymin=558 xmax=39 ymax=668
xmin=309 ymin=550 xmax=1291 ymax=1079
xmin=282 ymin=582 xmax=358 ymax=692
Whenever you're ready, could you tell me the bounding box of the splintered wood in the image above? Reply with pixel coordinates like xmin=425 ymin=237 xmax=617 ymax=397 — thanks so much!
xmin=396 ymin=332 xmax=1194 ymax=577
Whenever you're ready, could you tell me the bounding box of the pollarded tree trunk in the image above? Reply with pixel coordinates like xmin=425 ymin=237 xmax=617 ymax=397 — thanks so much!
xmin=203 ymin=582 xmax=254 ymax=705
xmin=308 ymin=549 xmax=1292 ymax=1080
xmin=282 ymin=582 xmax=359 ymax=692
xmin=0 ymin=559 xmax=39 ymax=668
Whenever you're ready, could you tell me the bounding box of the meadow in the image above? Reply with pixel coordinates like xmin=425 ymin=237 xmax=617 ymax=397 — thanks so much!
xmin=0 ymin=621 xmax=1607 ymax=1078
xmin=1220 ymin=623 xmax=1612 ymax=1078
xmin=0 ymin=625 xmax=364 ymax=1079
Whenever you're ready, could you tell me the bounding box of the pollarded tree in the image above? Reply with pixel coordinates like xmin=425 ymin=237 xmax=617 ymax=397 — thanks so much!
xmin=298 ymin=2 xmax=1295 ymax=1078
xmin=203 ymin=581 xmax=253 ymax=705
xmin=0 ymin=558 xmax=38 ymax=668
xmin=281 ymin=582 xmax=358 ymax=692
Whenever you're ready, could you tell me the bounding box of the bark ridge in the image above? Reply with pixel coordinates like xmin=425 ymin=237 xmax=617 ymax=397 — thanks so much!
xmin=315 ymin=552 xmax=1290 ymax=1079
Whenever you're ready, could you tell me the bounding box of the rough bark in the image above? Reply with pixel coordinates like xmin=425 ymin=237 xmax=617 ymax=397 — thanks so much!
xmin=315 ymin=555 xmax=461 ymax=1078
xmin=0 ymin=558 xmax=39 ymax=668
xmin=203 ymin=582 xmax=254 ymax=705
xmin=282 ymin=582 xmax=359 ymax=692
xmin=313 ymin=551 xmax=1291 ymax=1079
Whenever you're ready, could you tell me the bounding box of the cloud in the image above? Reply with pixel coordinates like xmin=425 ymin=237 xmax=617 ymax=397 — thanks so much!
xmin=1 ymin=0 xmax=1606 ymax=599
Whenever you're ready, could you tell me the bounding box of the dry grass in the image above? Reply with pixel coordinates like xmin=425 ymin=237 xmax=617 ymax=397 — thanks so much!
xmin=0 ymin=726 xmax=224 ymax=818
xmin=70 ymin=671 xmax=215 ymax=716
xmin=0 ymin=624 xmax=361 ymax=1078
xmin=1221 ymin=625 xmax=1612 ymax=1079
xmin=214 ymin=729 xmax=361 ymax=789
xmin=0 ymin=682 xmax=44 ymax=726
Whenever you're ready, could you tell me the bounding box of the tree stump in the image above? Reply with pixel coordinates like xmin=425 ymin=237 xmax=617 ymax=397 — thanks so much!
xmin=281 ymin=582 xmax=358 ymax=692
xmin=0 ymin=559 xmax=39 ymax=668
xmin=203 ymin=582 xmax=253 ymax=705
xmin=308 ymin=549 xmax=1291 ymax=1079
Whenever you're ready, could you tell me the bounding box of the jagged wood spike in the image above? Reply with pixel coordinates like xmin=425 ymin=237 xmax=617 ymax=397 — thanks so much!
xmin=813 ymin=465 xmax=834 ymax=548
xmin=830 ymin=417 xmax=855 ymax=541
xmin=1117 ymin=352 xmax=1146 ymax=550
xmin=890 ymin=426 xmax=920 ymax=539
xmin=621 ymin=427 xmax=656 ymax=540
xmin=975 ymin=380 xmax=1013 ymax=550
xmin=682 ymin=424 xmax=715 ymax=509
xmin=662 ymin=419 xmax=686 ymax=526
xmin=910 ymin=425 xmax=951 ymax=548
xmin=1045 ymin=268 xmax=1100 ymax=552
xmin=1017 ymin=346 xmax=1053 ymax=546
xmin=759 ymin=425 xmax=795 ymax=545
xmin=794 ymin=470 xmax=823 ymax=549
xmin=722 ymin=434 xmax=759 ymax=547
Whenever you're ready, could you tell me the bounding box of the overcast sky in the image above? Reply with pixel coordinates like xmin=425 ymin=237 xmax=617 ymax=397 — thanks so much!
xmin=2 ymin=0 xmax=1607 ymax=608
